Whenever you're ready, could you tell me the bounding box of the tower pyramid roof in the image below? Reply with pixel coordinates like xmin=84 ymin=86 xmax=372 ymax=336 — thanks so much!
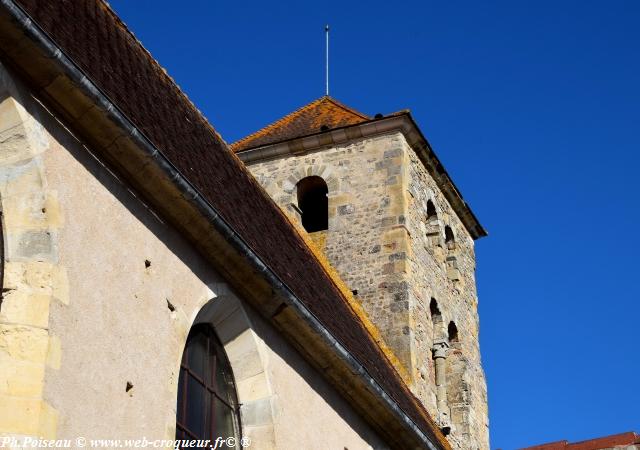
xmin=231 ymin=96 xmax=371 ymax=152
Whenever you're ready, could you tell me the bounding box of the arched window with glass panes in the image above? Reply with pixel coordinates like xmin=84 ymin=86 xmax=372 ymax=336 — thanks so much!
xmin=176 ymin=324 xmax=241 ymax=447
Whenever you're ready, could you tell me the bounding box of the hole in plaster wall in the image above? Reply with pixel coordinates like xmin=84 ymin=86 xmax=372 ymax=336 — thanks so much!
xmin=441 ymin=426 xmax=451 ymax=436
xmin=41 ymin=208 xmax=46 ymax=214
xmin=351 ymin=289 xmax=358 ymax=296
xmin=126 ymin=381 xmax=133 ymax=392
xmin=166 ymin=299 xmax=175 ymax=312
xmin=144 ymin=260 xmax=151 ymax=268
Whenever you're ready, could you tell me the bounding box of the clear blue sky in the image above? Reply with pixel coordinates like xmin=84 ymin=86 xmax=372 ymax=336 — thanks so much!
xmin=109 ymin=1 xmax=639 ymax=448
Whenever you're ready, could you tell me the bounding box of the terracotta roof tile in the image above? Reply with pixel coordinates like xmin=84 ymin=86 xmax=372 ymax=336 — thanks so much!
xmin=231 ymin=96 xmax=370 ymax=152
xmin=9 ymin=0 xmax=447 ymax=447
xmin=521 ymin=432 xmax=640 ymax=450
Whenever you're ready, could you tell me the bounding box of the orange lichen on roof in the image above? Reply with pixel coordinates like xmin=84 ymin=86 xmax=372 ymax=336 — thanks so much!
xmin=280 ymin=211 xmax=448 ymax=447
xmin=289 ymin=221 xmax=413 ymax=385
xmin=231 ymin=96 xmax=371 ymax=152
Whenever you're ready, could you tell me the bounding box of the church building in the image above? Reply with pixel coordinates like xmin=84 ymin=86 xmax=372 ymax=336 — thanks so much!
xmin=0 ymin=1 xmax=489 ymax=449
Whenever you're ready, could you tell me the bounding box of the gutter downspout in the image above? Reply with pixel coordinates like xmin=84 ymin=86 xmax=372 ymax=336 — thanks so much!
xmin=0 ymin=1 xmax=442 ymax=448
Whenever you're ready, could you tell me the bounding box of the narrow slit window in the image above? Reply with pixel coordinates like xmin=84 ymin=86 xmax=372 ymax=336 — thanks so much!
xmin=448 ymin=321 xmax=459 ymax=344
xmin=444 ymin=226 xmax=456 ymax=250
xmin=426 ymin=200 xmax=437 ymax=221
xmin=444 ymin=226 xmax=454 ymax=244
xmin=430 ymin=298 xmax=441 ymax=323
xmin=297 ymin=176 xmax=328 ymax=233
xmin=425 ymin=200 xmax=441 ymax=244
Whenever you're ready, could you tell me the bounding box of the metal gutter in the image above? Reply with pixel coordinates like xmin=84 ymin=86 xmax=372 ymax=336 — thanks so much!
xmin=0 ymin=1 xmax=444 ymax=448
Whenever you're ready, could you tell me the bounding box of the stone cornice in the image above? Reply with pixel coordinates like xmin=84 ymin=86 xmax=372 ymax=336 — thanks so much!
xmin=237 ymin=113 xmax=488 ymax=240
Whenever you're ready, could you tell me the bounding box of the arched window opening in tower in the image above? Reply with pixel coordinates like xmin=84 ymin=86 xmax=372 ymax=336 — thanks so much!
xmin=444 ymin=225 xmax=455 ymax=250
xmin=297 ymin=176 xmax=329 ymax=233
xmin=426 ymin=200 xmax=437 ymax=221
xmin=448 ymin=321 xmax=459 ymax=345
xmin=445 ymin=319 xmax=467 ymax=433
xmin=430 ymin=298 xmax=441 ymax=322
xmin=430 ymin=298 xmax=446 ymax=341
xmin=425 ymin=200 xmax=442 ymax=247
xmin=176 ymin=324 xmax=241 ymax=444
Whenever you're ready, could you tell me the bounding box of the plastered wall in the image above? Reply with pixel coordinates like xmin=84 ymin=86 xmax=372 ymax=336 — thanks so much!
xmin=0 ymin=63 xmax=386 ymax=450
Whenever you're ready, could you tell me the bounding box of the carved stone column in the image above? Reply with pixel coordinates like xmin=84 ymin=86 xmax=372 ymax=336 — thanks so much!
xmin=433 ymin=340 xmax=451 ymax=434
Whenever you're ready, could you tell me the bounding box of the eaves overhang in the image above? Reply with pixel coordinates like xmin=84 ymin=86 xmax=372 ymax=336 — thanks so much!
xmin=237 ymin=112 xmax=488 ymax=240
xmin=0 ymin=1 xmax=450 ymax=449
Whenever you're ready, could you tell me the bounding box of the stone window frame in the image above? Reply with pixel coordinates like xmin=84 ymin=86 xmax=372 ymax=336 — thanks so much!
xmin=172 ymin=291 xmax=278 ymax=448
xmin=443 ymin=225 xmax=461 ymax=282
xmin=280 ymin=165 xmax=339 ymax=230
xmin=444 ymin=225 xmax=456 ymax=251
xmin=296 ymin=175 xmax=329 ymax=233
xmin=447 ymin=321 xmax=459 ymax=348
xmin=424 ymin=198 xmax=443 ymax=247
xmin=176 ymin=323 xmax=242 ymax=444
xmin=444 ymin=317 xmax=469 ymax=435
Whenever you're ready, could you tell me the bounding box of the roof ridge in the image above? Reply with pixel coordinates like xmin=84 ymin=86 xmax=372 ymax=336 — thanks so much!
xmin=323 ymin=96 xmax=371 ymax=120
xmin=230 ymin=96 xmax=370 ymax=150
xmin=231 ymin=96 xmax=326 ymax=149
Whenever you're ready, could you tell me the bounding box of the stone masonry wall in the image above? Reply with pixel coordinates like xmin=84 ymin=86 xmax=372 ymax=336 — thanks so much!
xmin=244 ymin=130 xmax=489 ymax=449
xmin=405 ymin=143 xmax=489 ymax=449
xmin=245 ymin=134 xmax=417 ymax=385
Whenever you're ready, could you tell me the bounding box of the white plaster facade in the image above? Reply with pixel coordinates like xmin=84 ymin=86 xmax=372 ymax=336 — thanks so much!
xmin=0 ymin=62 xmax=390 ymax=450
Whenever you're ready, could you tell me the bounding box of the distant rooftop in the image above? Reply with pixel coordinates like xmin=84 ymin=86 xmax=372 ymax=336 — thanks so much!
xmin=519 ymin=431 xmax=640 ymax=450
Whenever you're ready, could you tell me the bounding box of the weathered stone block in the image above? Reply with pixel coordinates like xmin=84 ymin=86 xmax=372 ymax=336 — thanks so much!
xmin=0 ymin=325 xmax=49 ymax=363
xmin=241 ymin=397 xmax=274 ymax=427
xmin=0 ymin=158 xmax=44 ymax=198
xmin=0 ymin=354 xmax=45 ymax=397
xmin=0 ymin=291 xmax=50 ymax=328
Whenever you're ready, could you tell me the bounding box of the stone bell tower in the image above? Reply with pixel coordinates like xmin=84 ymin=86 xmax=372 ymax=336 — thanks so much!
xmin=232 ymin=96 xmax=490 ymax=449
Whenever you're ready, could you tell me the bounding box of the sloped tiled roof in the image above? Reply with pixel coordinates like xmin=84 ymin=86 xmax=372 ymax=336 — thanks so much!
xmin=7 ymin=0 xmax=447 ymax=447
xmin=521 ymin=432 xmax=640 ymax=450
xmin=231 ymin=96 xmax=370 ymax=152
